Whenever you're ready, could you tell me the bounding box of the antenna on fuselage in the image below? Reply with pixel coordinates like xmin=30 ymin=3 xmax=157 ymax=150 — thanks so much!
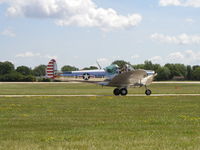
xmin=96 ymin=61 xmax=102 ymax=70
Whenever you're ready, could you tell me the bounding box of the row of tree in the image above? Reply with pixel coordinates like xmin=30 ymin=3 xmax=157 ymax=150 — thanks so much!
xmin=1 ymin=60 xmax=200 ymax=81
xmin=0 ymin=61 xmax=46 ymax=81
xmin=0 ymin=61 xmax=99 ymax=82
xmin=112 ymin=60 xmax=200 ymax=81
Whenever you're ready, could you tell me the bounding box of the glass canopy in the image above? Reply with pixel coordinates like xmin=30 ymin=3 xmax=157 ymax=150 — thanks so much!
xmin=105 ymin=64 xmax=119 ymax=75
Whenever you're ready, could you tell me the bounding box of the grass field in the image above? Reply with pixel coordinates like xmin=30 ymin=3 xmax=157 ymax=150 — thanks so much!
xmin=0 ymin=83 xmax=200 ymax=150
xmin=0 ymin=82 xmax=200 ymax=95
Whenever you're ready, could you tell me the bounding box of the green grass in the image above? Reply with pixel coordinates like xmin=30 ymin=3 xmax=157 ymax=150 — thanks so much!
xmin=0 ymin=83 xmax=200 ymax=149
xmin=0 ymin=82 xmax=200 ymax=95
xmin=0 ymin=96 xmax=200 ymax=150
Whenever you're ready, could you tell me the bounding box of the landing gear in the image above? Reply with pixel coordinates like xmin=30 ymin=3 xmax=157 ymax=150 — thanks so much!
xmin=145 ymin=89 xmax=152 ymax=96
xmin=113 ymin=88 xmax=120 ymax=96
xmin=113 ymin=86 xmax=152 ymax=96
xmin=144 ymin=85 xmax=152 ymax=96
xmin=120 ymin=88 xmax=128 ymax=96
xmin=113 ymin=88 xmax=128 ymax=96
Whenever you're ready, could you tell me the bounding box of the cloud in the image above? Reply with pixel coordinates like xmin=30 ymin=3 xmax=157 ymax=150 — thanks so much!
xmin=149 ymin=56 xmax=163 ymax=64
xmin=151 ymin=33 xmax=200 ymax=45
xmin=15 ymin=52 xmax=40 ymax=58
xmin=167 ymin=52 xmax=184 ymax=60
xmin=185 ymin=18 xmax=195 ymax=23
xmin=44 ymin=54 xmax=58 ymax=59
xmin=159 ymin=0 xmax=200 ymax=8
xmin=149 ymin=50 xmax=200 ymax=65
xmin=1 ymin=28 xmax=16 ymax=37
xmin=159 ymin=0 xmax=182 ymax=6
xmin=15 ymin=52 xmax=57 ymax=59
xmin=131 ymin=55 xmax=140 ymax=59
xmin=1 ymin=0 xmax=142 ymax=31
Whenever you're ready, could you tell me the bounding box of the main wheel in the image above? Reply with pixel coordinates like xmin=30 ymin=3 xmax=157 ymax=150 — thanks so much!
xmin=120 ymin=88 xmax=128 ymax=96
xmin=113 ymin=88 xmax=120 ymax=96
xmin=145 ymin=89 xmax=152 ymax=96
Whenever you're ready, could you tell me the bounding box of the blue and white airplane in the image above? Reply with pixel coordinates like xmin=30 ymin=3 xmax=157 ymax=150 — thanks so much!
xmin=46 ymin=59 xmax=157 ymax=96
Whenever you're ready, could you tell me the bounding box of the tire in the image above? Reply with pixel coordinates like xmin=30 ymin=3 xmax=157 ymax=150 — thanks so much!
xmin=113 ymin=88 xmax=120 ymax=96
xmin=120 ymin=88 xmax=128 ymax=96
xmin=145 ymin=89 xmax=152 ymax=96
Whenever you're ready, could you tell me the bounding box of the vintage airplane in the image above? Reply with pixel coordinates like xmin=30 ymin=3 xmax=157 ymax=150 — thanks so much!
xmin=46 ymin=59 xmax=157 ymax=96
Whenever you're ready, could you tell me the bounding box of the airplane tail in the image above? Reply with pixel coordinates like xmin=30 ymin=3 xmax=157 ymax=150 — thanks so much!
xmin=46 ymin=59 xmax=58 ymax=79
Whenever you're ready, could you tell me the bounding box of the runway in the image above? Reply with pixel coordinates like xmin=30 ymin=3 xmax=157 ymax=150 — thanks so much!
xmin=1 ymin=94 xmax=200 ymax=97
xmin=1 ymin=81 xmax=200 ymax=84
xmin=153 ymin=81 xmax=200 ymax=84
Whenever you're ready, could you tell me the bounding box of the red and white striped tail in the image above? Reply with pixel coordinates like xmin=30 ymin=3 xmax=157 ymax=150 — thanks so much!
xmin=46 ymin=59 xmax=57 ymax=79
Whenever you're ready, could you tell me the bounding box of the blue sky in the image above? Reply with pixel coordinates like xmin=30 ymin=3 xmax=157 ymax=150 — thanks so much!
xmin=0 ymin=0 xmax=200 ymax=69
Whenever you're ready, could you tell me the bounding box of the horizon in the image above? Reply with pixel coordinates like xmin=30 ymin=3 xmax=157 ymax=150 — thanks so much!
xmin=0 ymin=59 xmax=199 ymax=71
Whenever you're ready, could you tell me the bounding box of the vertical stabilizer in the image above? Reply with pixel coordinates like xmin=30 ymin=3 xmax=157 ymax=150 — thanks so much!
xmin=46 ymin=59 xmax=57 ymax=79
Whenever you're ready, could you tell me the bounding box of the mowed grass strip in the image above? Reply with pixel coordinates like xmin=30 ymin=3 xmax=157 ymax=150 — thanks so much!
xmin=0 ymin=96 xmax=200 ymax=150
xmin=0 ymin=83 xmax=200 ymax=95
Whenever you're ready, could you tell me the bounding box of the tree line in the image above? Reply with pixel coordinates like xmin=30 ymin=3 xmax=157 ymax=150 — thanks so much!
xmin=0 ymin=61 xmax=46 ymax=82
xmin=112 ymin=60 xmax=200 ymax=81
xmin=1 ymin=60 xmax=200 ymax=81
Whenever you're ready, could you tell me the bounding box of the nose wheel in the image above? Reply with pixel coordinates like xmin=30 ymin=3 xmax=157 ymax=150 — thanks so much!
xmin=113 ymin=88 xmax=128 ymax=96
xmin=145 ymin=89 xmax=152 ymax=96
xmin=144 ymin=85 xmax=152 ymax=96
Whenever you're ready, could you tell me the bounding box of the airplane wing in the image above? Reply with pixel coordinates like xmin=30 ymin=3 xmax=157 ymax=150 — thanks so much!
xmin=107 ymin=69 xmax=147 ymax=87
xmin=54 ymin=77 xmax=104 ymax=84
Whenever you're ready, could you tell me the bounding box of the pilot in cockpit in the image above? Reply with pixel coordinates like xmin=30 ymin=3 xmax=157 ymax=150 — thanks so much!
xmin=105 ymin=64 xmax=134 ymax=75
xmin=119 ymin=64 xmax=134 ymax=73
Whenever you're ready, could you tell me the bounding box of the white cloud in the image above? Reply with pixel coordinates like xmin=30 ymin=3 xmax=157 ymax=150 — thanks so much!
xmin=1 ymin=0 xmax=142 ymax=31
xmin=184 ymin=50 xmax=200 ymax=63
xmin=151 ymin=33 xmax=200 ymax=45
xmin=159 ymin=0 xmax=200 ymax=8
xmin=44 ymin=54 xmax=57 ymax=59
xmin=149 ymin=50 xmax=200 ymax=65
xmin=185 ymin=18 xmax=195 ymax=23
xmin=15 ymin=52 xmax=41 ymax=58
xmin=1 ymin=28 xmax=16 ymax=37
xmin=131 ymin=54 xmax=140 ymax=59
xmin=159 ymin=0 xmax=181 ymax=6
xmin=15 ymin=52 xmax=57 ymax=59
xmin=167 ymin=52 xmax=184 ymax=60
xmin=112 ymin=56 xmax=121 ymax=60
xmin=149 ymin=56 xmax=163 ymax=64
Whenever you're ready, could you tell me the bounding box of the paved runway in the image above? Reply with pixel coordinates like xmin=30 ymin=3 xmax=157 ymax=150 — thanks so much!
xmin=1 ymin=82 xmax=200 ymax=84
xmin=1 ymin=94 xmax=200 ymax=97
xmin=153 ymin=82 xmax=200 ymax=84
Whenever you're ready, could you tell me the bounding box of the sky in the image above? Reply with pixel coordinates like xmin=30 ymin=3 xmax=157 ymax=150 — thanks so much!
xmin=0 ymin=0 xmax=200 ymax=69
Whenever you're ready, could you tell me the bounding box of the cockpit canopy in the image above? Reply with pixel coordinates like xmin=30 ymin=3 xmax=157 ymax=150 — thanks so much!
xmin=105 ymin=64 xmax=119 ymax=75
xmin=105 ymin=64 xmax=135 ymax=75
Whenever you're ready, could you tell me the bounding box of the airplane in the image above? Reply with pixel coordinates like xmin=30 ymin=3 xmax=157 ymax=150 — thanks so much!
xmin=46 ymin=59 xmax=157 ymax=96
